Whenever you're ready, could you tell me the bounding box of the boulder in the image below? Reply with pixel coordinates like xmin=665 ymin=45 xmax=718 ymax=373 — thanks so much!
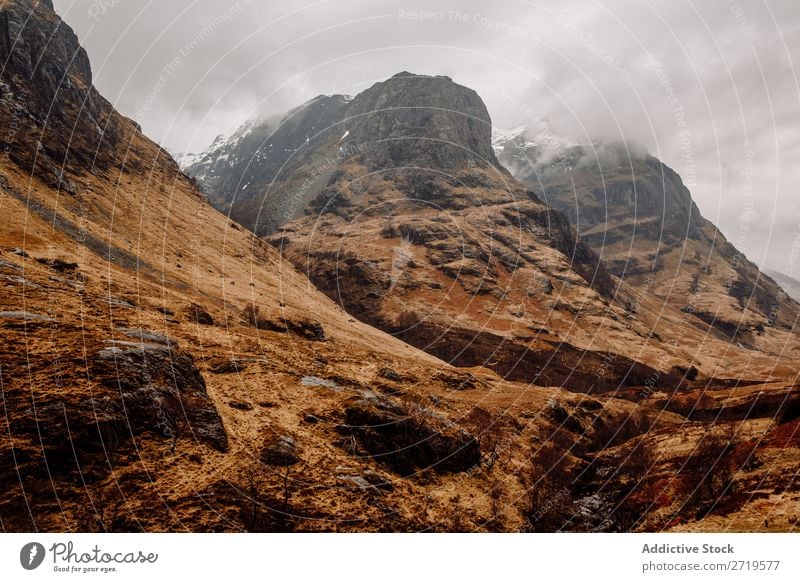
xmin=115 ymin=328 xmax=177 ymax=347
xmin=91 ymin=342 xmax=227 ymax=451
xmin=187 ymin=303 xmax=214 ymax=325
xmin=209 ymin=359 xmax=247 ymax=374
xmin=35 ymin=257 xmax=79 ymax=273
xmin=378 ymin=367 xmax=403 ymax=382
xmin=261 ymin=434 xmax=300 ymax=466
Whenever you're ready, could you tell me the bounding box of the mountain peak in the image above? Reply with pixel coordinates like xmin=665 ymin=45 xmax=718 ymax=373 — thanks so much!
xmin=183 ymin=72 xmax=506 ymax=235
xmin=390 ymin=71 xmax=453 ymax=81
xmin=343 ymin=71 xmax=499 ymax=170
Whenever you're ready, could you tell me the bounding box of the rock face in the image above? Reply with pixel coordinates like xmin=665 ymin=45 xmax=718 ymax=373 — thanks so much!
xmin=342 ymin=72 xmax=498 ymax=171
xmin=0 ymin=335 xmax=227 ymax=508
xmin=0 ymin=0 xmax=139 ymax=191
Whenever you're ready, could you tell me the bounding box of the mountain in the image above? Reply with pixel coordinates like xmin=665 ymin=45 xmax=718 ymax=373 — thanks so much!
xmin=195 ymin=72 xmax=795 ymax=390
xmin=268 ymin=72 xmax=688 ymax=391
xmin=187 ymin=70 xmax=800 ymax=532
xmin=493 ymin=130 xmax=800 ymax=348
xmin=766 ymin=269 xmax=800 ymax=303
xmin=3 ymin=1 xmax=800 ymax=533
xmin=183 ymin=95 xmax=353 ymax=235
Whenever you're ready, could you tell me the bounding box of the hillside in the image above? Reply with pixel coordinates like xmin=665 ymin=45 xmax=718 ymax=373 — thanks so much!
xmin=0 ymin=0 xmax=555 ymax=532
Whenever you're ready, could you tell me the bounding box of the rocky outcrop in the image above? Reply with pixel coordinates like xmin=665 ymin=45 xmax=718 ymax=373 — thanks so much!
xmin=342 ymin=72 xmax=499 ymax=171
xmin=91 ymin=340 xmax=228 ymax=451
xmin=0 ymin=333 xmax=227 ymax=503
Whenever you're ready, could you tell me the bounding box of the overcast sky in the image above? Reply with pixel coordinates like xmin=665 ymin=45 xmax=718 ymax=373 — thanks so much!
xmin=53 ymin=0 xmax=800 ymax=273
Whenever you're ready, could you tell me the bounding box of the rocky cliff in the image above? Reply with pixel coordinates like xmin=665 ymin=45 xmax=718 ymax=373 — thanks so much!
xmin=184 ymin=73 xmax=501 ymax=236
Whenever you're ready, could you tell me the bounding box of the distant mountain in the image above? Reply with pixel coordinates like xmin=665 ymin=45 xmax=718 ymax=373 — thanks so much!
xmin=493 ymin=128 xmax=800 ymax=345
xmin=183 ymin=95 xmax=352 ymax=235
xmin=766 ymin=269 xmax=800 ymax=303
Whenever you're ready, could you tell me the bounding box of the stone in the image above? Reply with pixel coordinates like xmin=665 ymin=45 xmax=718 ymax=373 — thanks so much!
xmin=303 ymin=413 xmax=320 ymax=424
xmin=337 ymin=475 xmax=373 ymax=490
xmin=0 ymin=311 xmax=54 ymax=322
xmin=115 ymin=328 xmax=177 ymax=347
xmin=363 ymin=469 xmax=394 ymax=491
xmin=209 ymin=359 xmax=247 ymax=374
xmin=261 ymin=434 xmax=300 ymax=466
xmin=300 ymin=376 xmax=342 ymax=391
xmin=0 ymin=275 xmax=41 ymax=289
xmin=378 ymin=367 xmax=403 ymax=382
xmin=91 ymin=341 xmax=228 ymax=452
xmin=104 ymin=297 xmax=135 ymax=308
xmin=35 ymin=257 xmax=78 ymax=273
xmin=187 ymin=304 xmax=214 ymax=325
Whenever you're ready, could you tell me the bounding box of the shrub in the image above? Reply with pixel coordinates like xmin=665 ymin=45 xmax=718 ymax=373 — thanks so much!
xmin=523 ymin=440 xmax=572 ymax=531
xmin=679 ymin=426 xmax=757 ymax=518
xmin=612 ymin=439 xmax=658 ymax=531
